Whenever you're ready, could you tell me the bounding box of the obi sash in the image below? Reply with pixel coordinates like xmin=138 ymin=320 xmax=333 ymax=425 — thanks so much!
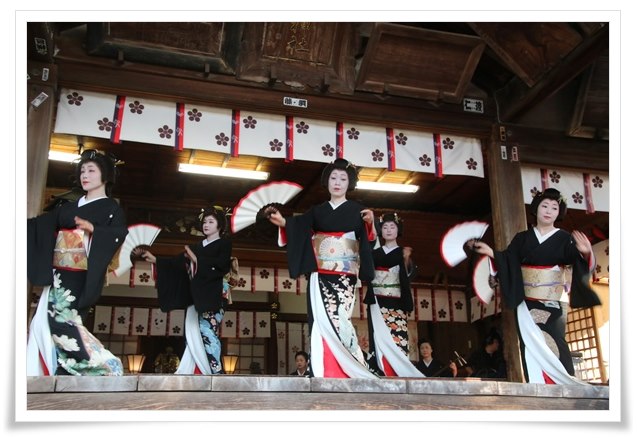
xmin=312 ymin=231 xmax=359 ymax=275
xmin=52 ymin=229 xmax=88 ymax=270
xmin=521 ymin=265 xmax=572 ymax=302
xmin=371 ymin=266 xmax=401 ymax=298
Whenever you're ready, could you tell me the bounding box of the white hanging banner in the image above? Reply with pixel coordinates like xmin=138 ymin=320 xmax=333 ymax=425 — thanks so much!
xmin=182 ymin=103 xmax=234 ymax=153
xmin=433 ymin=289 xmax=451 ymax=322
xmin=234 ymin=266 xmax=254 ymax=292
xmin=470 ymin=296 xmax=482 ymax=323
xmin=235 ymin=110 xmax=287 ymax=159
xmin=592 ymin=239 xmax=610 ymax=282
xmin=254 ymin=311 xmax=271 ymax=338
xmin=119 ymin=95 xmax=178 ymax=148
xmin=150 ymin=308 xmax=168 ymax=336
xmin=275 ymin=268 xmax=296 ymax=294
xmin=414 ymin=288 xmax=433 ymax=322
xmin=589 ymin=172 xmax=610 ymax=212
xmin=93 ymin=305 xmax=113 ymax=334
xmin=253 ymin=267 xmax=275 ymax=292
xmin=238 ymin=311 xmax=254 ymax=338
xmin=221 ymin=311 xmax=238 ymax=338
xmin=53 ymin=88 xmax=119 ymax=140
xmin=521 ymin=165 xmax=609 ymax=212
xmin=130 ymin=261 xmax=155 ymax=287
xmin=393 ymin=129 xmax=437 ymax=173
xmin=131 ymin=307 xmax=149 ymax=336
xmin=439 ymin=133 xmax=485 ymax=178
xmin=53 ymin=89 xmax=486 ymax=178
xmin=167 ymin=309 xmax=185 ymax=337
xmin=341 ymin=122 xmax=388 ymax=169
xmin=112 ymin=307 xmax=131 ymax=335
xmin=450 ymin=289 xmax=468 ymax=322
xmin=291 ymin=117 xmax=338 ymax=164
xmin=548 ymin=167 xmax=588 ymax=210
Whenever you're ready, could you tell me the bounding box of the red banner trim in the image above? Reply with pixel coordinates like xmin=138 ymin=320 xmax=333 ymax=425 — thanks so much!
xmin=175 ymin=102 xmax=185 ymax=151
xmin=110 ymin=95 xmax=126 ymax=144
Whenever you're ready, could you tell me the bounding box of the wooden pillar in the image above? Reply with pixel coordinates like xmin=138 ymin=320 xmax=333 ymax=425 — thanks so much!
xmin=485 ymin=124 xmax=526 ymax=383
xmin=26 ymin=61 xmax=57 ymax=328
xmin=27 ymin=61 xmax=57 ymax=217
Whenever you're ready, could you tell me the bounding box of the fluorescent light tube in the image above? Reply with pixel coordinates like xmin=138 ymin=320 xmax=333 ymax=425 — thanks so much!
xmin=179 ymin=163 xmax=269 ymax=180
xmin=48 ymin=151 xmax=81 ymax=162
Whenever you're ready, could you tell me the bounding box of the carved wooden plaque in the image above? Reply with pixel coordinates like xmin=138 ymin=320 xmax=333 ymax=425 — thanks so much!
xmin=235 ymin=22 xmax=357 ymax=94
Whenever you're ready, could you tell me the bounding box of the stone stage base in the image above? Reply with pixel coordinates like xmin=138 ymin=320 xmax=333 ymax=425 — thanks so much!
xmin=26 ymin=375 xmax=609 ymax=411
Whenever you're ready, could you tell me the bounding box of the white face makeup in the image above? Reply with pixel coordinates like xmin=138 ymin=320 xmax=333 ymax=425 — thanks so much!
xmin=328 ymin=169 xmax=349 ymax=199
xmin=79 ymin=162 xmax=105 ymax=194
xmin=536 ymin=198 xmax=560 ymax=227
xmin=202 ymin=215 xmax=220 ymax=238
xmin=381 ymin=221 xmax=399 ymax=241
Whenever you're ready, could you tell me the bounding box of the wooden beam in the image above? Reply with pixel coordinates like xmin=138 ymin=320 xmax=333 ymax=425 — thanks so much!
xmin=504 ymin=125 xmax=609 ymax=171
xmin=494 ymin=25 xmax=608 ymax=122
xmin=53 ymin=58 xmax=494 ymax=137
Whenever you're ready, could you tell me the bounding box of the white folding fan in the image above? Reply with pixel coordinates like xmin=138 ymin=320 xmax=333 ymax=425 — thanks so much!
xmin=472 ymin=255 xmax=495 ymax=305
xmin=440 ymin=220 xmax=489 ymax=267
xmin=231 ymin=181 xmax=303 ymax=233
xmin=112 ymin=223 xmax=162 ymax=277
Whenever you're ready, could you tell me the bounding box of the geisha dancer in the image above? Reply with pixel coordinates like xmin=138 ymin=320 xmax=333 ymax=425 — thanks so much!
xmin=27 ymin=149 xmax=128 ymax=376
xmin=364 ymin=213 xmax=423 ymax=377
xmin=266 ymin=158 xmax=378 ymax=378
xmin=470 ymin=188 xmax=600 ymax=384
xmin=141 ymin=206 xmax=233 ymax=374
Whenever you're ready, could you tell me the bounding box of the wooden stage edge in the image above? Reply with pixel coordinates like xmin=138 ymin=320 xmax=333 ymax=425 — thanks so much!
xmin=26 ymin=375 xmax=610 ymax=411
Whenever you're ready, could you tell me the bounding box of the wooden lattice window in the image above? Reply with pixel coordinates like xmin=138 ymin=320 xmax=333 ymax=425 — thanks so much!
xmin=225 ymin=338 xmax=266 ymax=374
xmin=565 ymin=307 xmax=607 ymax=383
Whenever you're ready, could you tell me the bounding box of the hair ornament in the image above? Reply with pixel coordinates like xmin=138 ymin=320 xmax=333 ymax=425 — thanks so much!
xmin=198 ymin=205 xmax=231 ymax=222
xmin=76 ymin=149 xmax=125 ymax=166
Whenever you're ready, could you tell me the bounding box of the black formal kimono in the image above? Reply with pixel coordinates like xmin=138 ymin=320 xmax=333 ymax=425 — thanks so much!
xmin=281 ymin=200 xmax=377 ymax=378
xmin=493 ymin=227 xmax=600 ymax=384
xmin=415 ymin=358 xmax=455 ymax=377
xmin=154 ymin=237 xmax=232 ymax=374
xmin=365 ymin=245 xmax=422 ymax=377
xmin=27 ymin=197 xmax=128 ymax=376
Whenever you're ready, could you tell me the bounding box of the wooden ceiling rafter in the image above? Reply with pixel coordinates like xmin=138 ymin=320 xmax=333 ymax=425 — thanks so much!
xmin=487 ymin=24 xmax=609 ymax=122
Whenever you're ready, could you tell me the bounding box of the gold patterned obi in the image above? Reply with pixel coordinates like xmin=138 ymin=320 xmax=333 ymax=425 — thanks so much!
xmin=521 ymin=265 xmax=572 ymax=302
xmin=371 ymin=266 xmax=401 ymax=298
xmin=52 ymin=229 xmax=88 ymax=270
xmin=312 ymin=231 xmax=359 ymax=275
